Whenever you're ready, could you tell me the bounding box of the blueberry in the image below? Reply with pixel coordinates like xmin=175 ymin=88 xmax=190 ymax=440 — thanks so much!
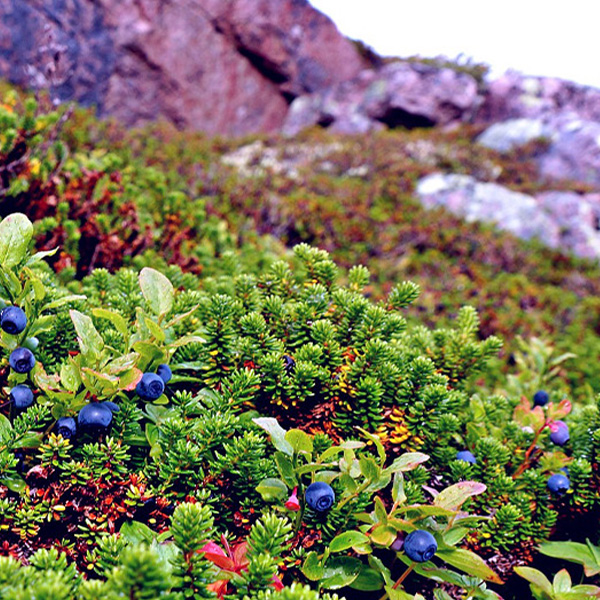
xmin=156 ymin=364 xmax=172 ymax=384
xmin=283 ymin=355 xmax=296 ymax=374
xmin=549 ymin=421 xmax=569 ymax=446
xmin=456 ymin=450 xmax=477 ymax=464
xmin=56 ymin=417 xmax=77 ymax=438
xmin=78 ymin=403 xmax=113 ymax=435
xmin=101 ymin=401 xmax=120 ymax=413
xmin=403 ymin=530 xmax=438 ymax=562
xmin=136 ymin=372 xmax=165 ymax=400
xmin=9 ymin=385 xmax=34 ymax=410
xmin=0 ymin=306 xmax=27 ymax=335
xmin=305 ymin=482 xmax=335 ymax=513
xmin=9 ymin=347 xmax=36 ymax=373
xmin=547 ymin=473 xmax=570 ymax=495
xmin=533 ymin=390 xmax=549 ymax=407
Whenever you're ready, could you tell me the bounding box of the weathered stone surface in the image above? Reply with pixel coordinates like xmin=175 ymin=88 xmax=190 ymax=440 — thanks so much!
xmin=476 ymin=118 xmax=552 ymax=152
xmin=537 ymin=118 xmax=600 ymax=187
xmin=416 ymin=173 xmax=600 ymax=259
xmin=0 ymin=0 xmax=363 ymax=136
xmin=476 ymin=114 xmax=600 ymax=188
xmin=478 ymin=71 xmax=600 ymax=123
xmin=283 ymin=61 xmax=481 ymax=135
xmin=201 ymin=0 xmax=364 ymax=99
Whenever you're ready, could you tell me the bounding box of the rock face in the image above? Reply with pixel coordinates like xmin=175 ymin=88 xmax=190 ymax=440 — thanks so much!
xmin=417 ymin=173 xmax=600 ymax=259
xmin=477 ymin=71 xmax=600 ymax=124
xmin=283 ymin=62 xmax=482 ymax=135
xmin=0 ymin=0 xmax=364 ymax=136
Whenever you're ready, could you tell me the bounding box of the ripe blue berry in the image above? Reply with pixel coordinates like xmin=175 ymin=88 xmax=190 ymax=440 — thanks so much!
xmin=547 ymin=473 xmax=570 ymax=495
xmin=305 ymin=482 xmax=335 ymax=512
xmin=101 ymin=401 xmax=120 ymax=413
xmin=0 ymin=306 xmax=27 ymax=334
xmin=404 ymin=530 xmax=438 ymax=562
xmin=78 ymin=403 xmax=113 ymax=435
xmin=456 ymin=450 xmax=477 ymax=464
xmin=156 ymin=364 xmax=172 ymax=384
xmin=10 ymin=385 xmax=34 ymax=410
xmin=56 ymin=417 xmax=77 ymax=438
xmin=549 ymin=421 xmax=569 ymax=446
xmin=9 ymin=347 xmax=36 ymax=373
xmin=533 ymin=390 xmax=549 ymax=407
xmin=136 ymin=372 xmax=165 ymax=400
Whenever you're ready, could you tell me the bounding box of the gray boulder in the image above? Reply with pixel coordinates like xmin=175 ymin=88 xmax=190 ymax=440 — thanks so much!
xmin=416 ymin=174 xmax=600 ymax=259
xmin=283 ymin=61 xmax=481 ymax=136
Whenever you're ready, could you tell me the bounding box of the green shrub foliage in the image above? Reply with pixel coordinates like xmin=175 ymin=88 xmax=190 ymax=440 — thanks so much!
xmin=2 ymin=86 xmax=600 ymax=600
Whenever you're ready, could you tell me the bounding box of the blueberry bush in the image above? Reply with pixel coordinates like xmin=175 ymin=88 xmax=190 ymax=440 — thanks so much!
xmin=1 ymin=86 xmax=600 ymax=599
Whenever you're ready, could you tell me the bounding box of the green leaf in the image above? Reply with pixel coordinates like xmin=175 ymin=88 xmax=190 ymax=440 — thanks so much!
xmin=567 ymin=585 xmax=600 ymax=598
xmin=256 ymin=478 xmax=288 ymax=501
xmin=357 ymin=427 xmax=386 ymax=465
xmin=368 ymin=555 xmax=392 ymax=587
xmin=285 ymin=429 xmax=313 ymax=455
xmin=70 ymin=310 xmax=104 ymax=360
xmin=302 ymin=552 xmax=324 ymax=581
xmin=0 ymin=474 xmax=26 ymax=494
xmin=540 ymin=540 xmax=600 ymax=577
xmin=253 ymin=417 xmax=293 ymax=456
xmin=437 ymin=548 xmax=502 ymax=584
xmin=553 ymin=569 xmax=572 ymax=593
xmin=359 ymin=456 xmax=381 ymax=481
xmin=0 ymin=213 xmax=32 ymax=268
xmin=25 ymin=246 xmax=59 ymax=266
xmin=392 ymin=472 xmax=406 ymax=505
xmin=514 ymin=567 xmax=553 ymax=596
xmin=384 ymin=452 xmax=430 ymax=474
xmin=274 ymin=452 xmax=297 ymax=487
xmin=329 ymin=531 xmax=371 ymax=553
xmin=371 ymin=525 xmax=397 ymax=546
xmin=60 ymin=361 xmax=82 ymax=393
xmin=0 ymin=413 xmax=13 ymax=442
xmin=433 ymin=481 xmax=486 ymax=511
xmin=350 ymin=567 xmax=384 ymax=591
xmin=92 ymin=308 xmax=130 ymax=342
xmin=321 ymin=556 xmax=363 ymax=589
xmin=43 ymin=294 xmax=86 ymax=312
xmin=442 ymin=526 xmax=469 ymax=547
xmin=319 ymin=445 xmax=345 ymax=462
xmin=139 ymin=267 xmax=174 ymax=317
xmin=120 ymin=520 xmax=156 ymax=545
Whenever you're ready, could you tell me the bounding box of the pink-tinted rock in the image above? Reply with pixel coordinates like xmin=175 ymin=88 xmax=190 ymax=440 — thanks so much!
xmin=537 ymin=119 xmax=600 ymax=188
xmin=201 ymin=0 xmax=365 ymax=98
xmin=283 ymin=62 xmax=481 ymax=135
xmin=478 ymin=71 xmax=600 ymax=123
xmin=0 ymin=0 xmax=362 ymax=136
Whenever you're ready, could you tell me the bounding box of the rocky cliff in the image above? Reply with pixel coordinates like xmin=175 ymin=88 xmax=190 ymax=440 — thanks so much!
xmin=0 ymin=0 xmax=365 ymax=136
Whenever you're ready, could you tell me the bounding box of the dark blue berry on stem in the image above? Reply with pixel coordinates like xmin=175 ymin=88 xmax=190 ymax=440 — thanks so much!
xmin=456 ymin=450 xmax=477 ymax=464
xmin=403 ymin=530 xmax=438 ymax=562
xmin=549 ymin=421 xmax=569 ymax=446
xmin=9 ymin=347 xmax=36 ymax=373
xmin=547 ymin=473 xmax=570 ymax=495
xmin=56 ymin=417 xmax=77 ymax=438
xmin=0 ymin=306 xmax=27 ymax=335
xmin=533 ymin=390 xmax=549 ymax=407
xmin=136 ymin=372 xmax=165 ymax=400
xmin=101 ymin=401 xmax=120 ymax=413
xmin=305 ymin=481 xmax=335 ymax=512
xmin=156 ymin=364 xmax=172 ymax=384
xmin=10 ymin=385 xmax=34 ymax=410
xmin=78 ymin=403 xmax=113 ymax=435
